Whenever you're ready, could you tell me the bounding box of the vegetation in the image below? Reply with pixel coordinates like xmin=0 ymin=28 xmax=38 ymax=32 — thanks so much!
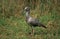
xmin=0 ymin=0 xmax=60 ymax=39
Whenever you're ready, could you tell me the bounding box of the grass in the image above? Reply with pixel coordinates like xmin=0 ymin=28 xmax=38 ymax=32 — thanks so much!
xmin=0 ymin=0 xmax=60 ymax=39
xmin=0 ymin=13 xmax=60 ymax=39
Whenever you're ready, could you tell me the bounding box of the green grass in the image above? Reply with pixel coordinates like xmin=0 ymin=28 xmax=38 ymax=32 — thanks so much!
xmin=0 ymin=0 xmax=60 ymax=39
xmin=0 ymin=13 xmax=60 ymax=39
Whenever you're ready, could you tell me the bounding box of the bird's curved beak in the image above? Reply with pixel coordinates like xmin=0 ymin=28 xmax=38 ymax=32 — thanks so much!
xmin=21 ymin=8 xmax=26 ymax=16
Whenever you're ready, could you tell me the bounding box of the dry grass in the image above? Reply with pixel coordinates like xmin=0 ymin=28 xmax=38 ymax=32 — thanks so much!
xmin=0 ymin=0 xmax=60 ymax=39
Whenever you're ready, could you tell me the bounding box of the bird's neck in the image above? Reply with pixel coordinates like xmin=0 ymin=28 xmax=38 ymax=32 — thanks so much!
xmin=26 ymin=11 xmax=30 ymax=18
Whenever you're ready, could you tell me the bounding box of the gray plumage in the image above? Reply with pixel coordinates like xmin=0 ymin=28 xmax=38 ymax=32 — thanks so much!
xmin=24 ymin=7 xmax=47 ymax=28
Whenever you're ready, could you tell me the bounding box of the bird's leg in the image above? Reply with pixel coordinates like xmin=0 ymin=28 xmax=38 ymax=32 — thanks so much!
xmin=31 ymin=26 xmax=34 ymax=36
xmin=30 ymin=26 xmax=35 ymax=39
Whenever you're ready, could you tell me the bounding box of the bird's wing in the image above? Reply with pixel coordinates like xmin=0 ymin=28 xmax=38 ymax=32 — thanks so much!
xmin=27 ymin=17 xmax=39 ymax=25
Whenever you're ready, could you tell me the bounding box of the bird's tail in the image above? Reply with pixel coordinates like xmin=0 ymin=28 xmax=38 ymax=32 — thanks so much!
xmin=39 ymin=23 xmax=47 ymax=28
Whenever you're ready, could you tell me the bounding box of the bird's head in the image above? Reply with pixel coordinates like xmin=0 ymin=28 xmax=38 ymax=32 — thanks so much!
xmin=22 ymin=6 xmax=30 ymax=16
xmin=24 ymin=6 xmax=30 ymax=12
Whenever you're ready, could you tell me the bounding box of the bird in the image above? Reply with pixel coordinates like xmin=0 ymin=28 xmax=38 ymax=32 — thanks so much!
xmin=24 ymin=6 xmax=47 ymax=35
